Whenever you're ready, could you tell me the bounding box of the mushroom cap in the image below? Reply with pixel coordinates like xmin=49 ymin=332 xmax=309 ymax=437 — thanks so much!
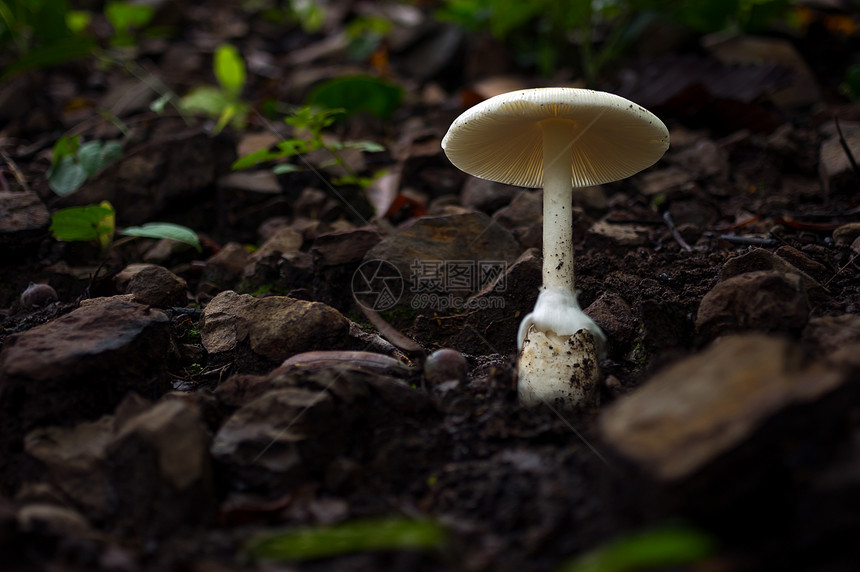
xmin=442 ymin=88 xmax=670 ymax=188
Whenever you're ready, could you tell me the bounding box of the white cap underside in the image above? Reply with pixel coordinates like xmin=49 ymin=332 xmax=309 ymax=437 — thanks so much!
xmin=442 ymin=88 xmax=670 ymax=188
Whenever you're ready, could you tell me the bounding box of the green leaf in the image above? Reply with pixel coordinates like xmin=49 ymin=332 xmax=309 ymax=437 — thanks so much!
xmin=232 ymin=148 xmax=280 ymax=170
xmin=48 ymin=155 xmax=88 ymax=196
xmin=121 ymin=222 xmax=202 ymax=251
xmin=50 ymin=204 xmax=116 ymax=243
xmin=272 ymin=163 xmax=302 ymax=175
xmin=284 ymin=106 xmax=344 ymax=133
xmin=66 ymin=10 xmax=92 ymax=34
xmin=560 ymin=524 xmax=716 ymax=572
xmin=78 ymin=140 xmax=122 ymax=176
xmin=343 ymin=140 xmax=385 ymax=153
xmin=0 ymin=33 xmax=94 ymax=80
xmin=243 ymin=517 xmax=447 ymax=562
xmin=105 ymin=1 xmax=154 ymax=34
xmin=214 ymin=43 xmax=246 ymax=98
xmin=150 ymin=91 xmax=172 ymax=113
xmin=277 ymin=138 xmax=317 ymax=156
xmin=306 ymin=76 xmax=403 ymax=120
xmin=50 ymin=135 xmax=80 ymax=170
xmin=179 ymin=86 xmax=233 ymax=116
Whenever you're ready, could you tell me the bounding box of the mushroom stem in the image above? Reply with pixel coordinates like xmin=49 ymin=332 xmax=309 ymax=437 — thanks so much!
xmin=541 ymin=119 xmax=575 ymax=292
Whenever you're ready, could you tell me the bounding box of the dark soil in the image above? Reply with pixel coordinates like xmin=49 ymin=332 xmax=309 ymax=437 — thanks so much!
xmin=3 ymin=2 xmax=860 ymax=571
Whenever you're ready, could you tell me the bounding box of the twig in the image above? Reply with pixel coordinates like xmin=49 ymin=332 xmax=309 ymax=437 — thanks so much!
xmin=835 ymin=116 xmax=860 ymax=182
xmin=704 ymin=232 xmax=779 ymax=247
xmin=662 ymin=210 xmax=692 ymax=252
xmin=824 ymin=251 xmax=860 ymax=288
xmin=0 ymin=148 xmax=31 ymax=193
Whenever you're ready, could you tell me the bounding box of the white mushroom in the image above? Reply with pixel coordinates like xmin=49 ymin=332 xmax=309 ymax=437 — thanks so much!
xmin=442 ymin=88 xmax=669 ymax=410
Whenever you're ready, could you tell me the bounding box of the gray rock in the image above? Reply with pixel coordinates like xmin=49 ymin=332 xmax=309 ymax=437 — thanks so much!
xmin=600 ymin=334 xmax=846 ymax=482
xmin=0 ymin=297 xmax=170 ymax=455
xmin=200 ymin=291 xmax=350 ymax=367
xmin=695 ymin=270 xmax=809 ymax=342
xmin=460 ymin=177 xmax=518 ymax=214
xmin=492 ymin=190 xmax=541 ymax=230
xmin=491 ymin=190 xmax=542 ymax=248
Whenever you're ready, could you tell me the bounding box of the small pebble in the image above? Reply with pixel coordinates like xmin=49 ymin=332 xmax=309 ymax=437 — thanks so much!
xmin=21 ymin=283 xmax=58 ymax=309
xmin=423 ymin=348 xmax=468 ymax=386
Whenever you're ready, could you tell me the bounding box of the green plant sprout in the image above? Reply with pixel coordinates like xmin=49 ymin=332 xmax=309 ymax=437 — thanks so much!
xmin=179 ymin=43 xmax=250 ymax=133
xmin=242 ymin=517 xmax=447 ymax=562
xmin=559 ymin=523 xmax=716 ymax=572
xmin=0 ymin=0 xmax=96 ymax=80
xmin=104 ymin=0 xmax=155 ymax=47
xmin=47 ymin=135 xmax=123 ymax=197
xmin=232 ymin=106 xmax=386 ymax=188
xmin=50 ymin=201 xmax=202 ymax=256
xmin=306 ymin=75 xmax=403 ymax=120
xmin=345 ymin=15 xmax=394 ymax=61
xmin=436 ymin=0 xmax=794 ymax=84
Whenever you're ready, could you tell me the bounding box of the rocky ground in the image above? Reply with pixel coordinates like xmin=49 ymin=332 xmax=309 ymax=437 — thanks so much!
xmin=3 ymin=1 xmax=860 ymax=571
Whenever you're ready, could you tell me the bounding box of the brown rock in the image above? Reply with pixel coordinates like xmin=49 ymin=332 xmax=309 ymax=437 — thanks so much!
xmin=695 ymin=270 xmax=809 ymax=342
xmin=24 ymin=416 xmax=115 ymax=518
xmin=106 ymin=399 xmax=213 ymax=537
xmin=803 ymin=314 xmax=860 ymax=368
xmin=252 ymin=226 xmax=304 ymax=260
xmin=600 ymin=334 xmax=846 ymax=482
xmin=0 ymin=191 xmax=50 ymax=255
xmin=585 ymin=292 xmax=636 ymax=347
xmin=586 ymin=219 xmax=651 ymax=248
xmin=720 ymin=248 xmax=821 ymax=293
xmin=17 ymin=503 xmax=93 ymax=538
xmin=635 ymin=167 xmax=695 ymax=197
xmin=460 ymin=177 xmax=518 ymax=214
xmin=201 ymin=241 xmax=252 ymax=290
xmin=119 ymin=264 xmax=188 ymax=307
xmin=57 ymin=130 xmax=236 ymax=225
xmin=200 ymin=291 xmax=350 ymax=368
xmin=366 ymin=211 xmax=522 ymax=298
xmin=833 ymin=222 xmax=860 ymax=246
xmin=211 ymin=387 xmax=341 ymax=492
xmin=0 ymin=297 xmax=170 ymax=457
xmin=820 ymin=122 xmax=860 ymax=195
xmin=311 ymin=227 xmax=384 ymax=309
